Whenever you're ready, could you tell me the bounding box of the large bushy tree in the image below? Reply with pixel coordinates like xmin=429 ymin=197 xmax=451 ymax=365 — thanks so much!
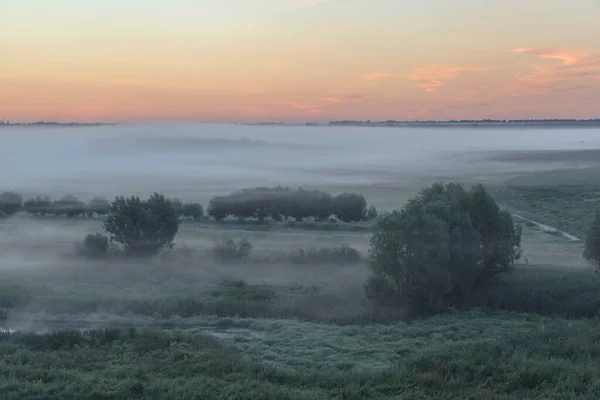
xmin=365 ymin=182 xmax=522 ymax=314
xmin=584 ymin=209 xmax=600 ymax=270
xmin=104 ymin=193 xmax=180 ymax=256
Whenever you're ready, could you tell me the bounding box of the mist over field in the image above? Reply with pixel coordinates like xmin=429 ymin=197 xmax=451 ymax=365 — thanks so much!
xmin=3 ymin=123 xmax=600 ymax=398
xmin=2 ymin=123 xmax=600 ymax=204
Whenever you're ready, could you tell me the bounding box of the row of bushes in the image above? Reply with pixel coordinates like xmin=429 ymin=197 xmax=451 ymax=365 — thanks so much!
xmin=0 ymin=192 xmax=204 ymax=220
xmin=207 ymin=186 xmax=377 ymax=222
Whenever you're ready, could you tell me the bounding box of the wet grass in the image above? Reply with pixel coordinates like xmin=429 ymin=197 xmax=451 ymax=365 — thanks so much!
xmin=2 ymin=311 xmax=600 ymax=399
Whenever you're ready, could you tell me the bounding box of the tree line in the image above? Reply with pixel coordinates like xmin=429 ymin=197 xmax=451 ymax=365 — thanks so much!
xmin=207 ymin=186 xmax=377 ymax=222
xmin=0 ymin=187 xmax=378 ymax=224
xmin=0 ymin=192 xmax=203 ymax=220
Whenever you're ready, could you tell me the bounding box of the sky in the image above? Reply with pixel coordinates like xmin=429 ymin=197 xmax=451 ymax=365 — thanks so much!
xmin=1 ymin=0 xmax=600 ymax=123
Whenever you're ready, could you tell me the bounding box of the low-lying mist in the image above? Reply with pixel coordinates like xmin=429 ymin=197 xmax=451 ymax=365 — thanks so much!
xmin=1 ymin=122 xmax=600 ymax=329
xmin=2 ymin=122 xmax=599 ymax=203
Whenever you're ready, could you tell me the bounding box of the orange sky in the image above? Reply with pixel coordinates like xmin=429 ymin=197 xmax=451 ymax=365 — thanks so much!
xmin=2 ymin=0 xmax=600 ymax=122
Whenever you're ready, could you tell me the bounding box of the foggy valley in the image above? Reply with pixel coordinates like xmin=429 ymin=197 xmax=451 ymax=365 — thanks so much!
xmin=2 ymin=123 xmax=600 ymax=398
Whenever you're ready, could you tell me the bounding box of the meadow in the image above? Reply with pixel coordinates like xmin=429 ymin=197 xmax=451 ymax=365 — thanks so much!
xmin=1 ymin=123 xmax=600 ymax=398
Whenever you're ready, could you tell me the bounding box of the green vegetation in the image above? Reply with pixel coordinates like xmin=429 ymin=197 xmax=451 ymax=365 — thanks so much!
xmin=208 ymin=187 xmax=370 ymax=222
xmin=584 ymin=209 xmax=600 ymax=269
xmin=76 ymin=233 xmax=109 ymax=259
xmin=3 ymin=166 xmax=600 ymax=398
xmin=210 ymin=238 xmax=253 ymax=262
xmin=104 ymin=193 xmax=181 ymax=257
xmin=489 ymin=165 xmax=600 ymax=238
xmin=288 ymin=244 xmax=361 ymax=265
xmin=0 ymin=191 xmax=23 ymax=217
xmin=366 ymin=183 xmax=522 ymax=315
xmin=2 ymin=311 xmax=600 ymax=399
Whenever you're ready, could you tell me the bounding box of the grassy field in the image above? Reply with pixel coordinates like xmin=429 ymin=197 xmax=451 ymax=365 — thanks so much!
xmin=2 ymin=147 xmax=600 ymax=398
xmin=2 ymin=310 xmax=600 ymax=399
xmin=490 ymin=168 xmax=600 ymax=238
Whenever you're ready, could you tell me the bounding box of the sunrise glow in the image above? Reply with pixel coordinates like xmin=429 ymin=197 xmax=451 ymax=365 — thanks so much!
xmin=2 ymin=0 xmax=599 ymax=122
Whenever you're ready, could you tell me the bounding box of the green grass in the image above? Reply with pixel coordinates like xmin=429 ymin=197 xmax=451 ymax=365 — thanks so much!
xmin=490 ymin=168 xmax=600 ymax=237
xmin=2 ymin=311 xmax=600 ymax=399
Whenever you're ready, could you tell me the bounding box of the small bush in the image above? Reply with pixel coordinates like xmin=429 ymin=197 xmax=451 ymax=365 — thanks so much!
xmin=288 ymin=245 xmax=361 ymax=264
xmin=77 ymin=233 xmax=109 ymax=258
xmin=210 ymin=238 xmax=252 ymax=262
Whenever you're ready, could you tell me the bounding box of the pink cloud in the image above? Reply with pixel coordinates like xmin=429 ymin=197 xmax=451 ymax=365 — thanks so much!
xmin=409 ymin=65 xmax=492 ymax=92
xmin=507 ymin=46 xmax=600 ymax=96
xmin=510 ymin=47 xmax=589 ymax=66
xmin=310 ymin=108 xmax=324 ymax=113
xmin=323 ymin=97 xmax=341 ymax=103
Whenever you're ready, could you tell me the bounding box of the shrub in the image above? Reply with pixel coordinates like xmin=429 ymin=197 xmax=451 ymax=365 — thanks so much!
xmin=23 ymin=196 xmax=52 ymax=216
xmin=0 ymin=191 xmax=23 ymax=216
xmin=77 ymin=233 xmax=109 ymax=258
xmin=288 ymin=244 xmax=361 ymax=264
xmin=210 ymin=238 xmax=252 ymax=262
xmin=365 ymin=182 xmax=522 ymax=315
xmin=182 ymin=202 xmax=204 ymax=220
xmin=88 ymin=196 xmax=110 ymax=216
xmin=333 ymin=193 xmax=367 ymax=222
xmin=584 ymin=209 xmax=600 ymax=270
xmin=104 ymin=193 xmax=180 ymax=257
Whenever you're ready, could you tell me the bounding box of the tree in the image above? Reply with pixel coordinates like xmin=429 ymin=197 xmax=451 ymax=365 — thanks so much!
xmin=207 ymin=197 xmax=230 ymax=221
xmin=0 ymin=191 xmax=23 ymax=216
xmin=181 ymin=202 xmax=203 ymax=220
xmin=103 ymin=193 xmax=180 ymax=257
xmin=584 ymin=209 xmax=600 ymax=270
xmin=24 ymin=196 xmax=52 ymax=216
xmin=54 ymin=195 xmax=87 ymax=217
xmin=88 ymin=196 xmax=110 ymax=216
xmin=333 ymin=193 xmax=367 ymax=222
xmin=365 ymin=182 xmax=522 ymax=315
xmin=366 ymin=205 xmax=453 ymax=313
